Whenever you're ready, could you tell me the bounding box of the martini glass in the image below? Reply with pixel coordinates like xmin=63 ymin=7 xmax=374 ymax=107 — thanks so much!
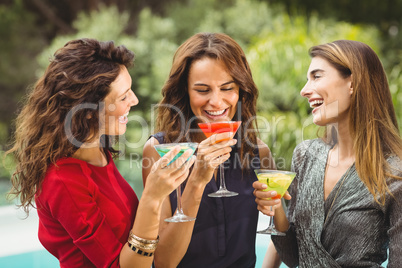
xmin=154 ymin=142 xmax=198 ymax=222
xmin=255 ymin=169 xmax=296 ymax=235
xmin=198 ymin=121 xmax=241 ymax=197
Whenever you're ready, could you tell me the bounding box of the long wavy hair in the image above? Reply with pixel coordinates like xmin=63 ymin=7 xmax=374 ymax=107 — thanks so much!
xmin=156 ymin=32 xmax=259 ymax=169
xmin=310 ymin=40 xmax=402 ymax=204
xmin=6 ymin=38 xmax=134 ymax=214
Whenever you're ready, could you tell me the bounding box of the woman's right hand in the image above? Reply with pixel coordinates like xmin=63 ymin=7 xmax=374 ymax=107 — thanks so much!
xmin=142 ymin=145 xmax=195 ymax=202
xmin=253 ymin=180 xmax=291 ymax=216
xmin=190 ymin=132 xmax=237 ymax=185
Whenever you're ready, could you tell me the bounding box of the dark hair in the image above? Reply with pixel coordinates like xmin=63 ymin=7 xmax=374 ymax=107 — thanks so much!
xmin=6 ymin=38 xmax=135 ymax=214
xmin=310 ymin=40 xmax=402 ymax=204
xmin=156 ymin=32 xmax=259 ymax=167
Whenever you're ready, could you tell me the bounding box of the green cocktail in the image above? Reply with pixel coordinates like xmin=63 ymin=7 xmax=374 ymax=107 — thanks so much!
xmin=255 ymin=169 xmax=296 ymax=235
xmin=154 ymin=142 xmax=198 ymax=222
xmin=154 ymin=143 xmax=197 ymax=166
xmin=256 ymin=172 xmax=295 ymax=199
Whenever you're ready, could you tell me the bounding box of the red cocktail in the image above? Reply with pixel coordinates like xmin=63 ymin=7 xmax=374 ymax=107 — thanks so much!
xmin=198 ymin=121 xmax=241 ymax=138
xmin=197 ymin=121 xmax=241 ymax=197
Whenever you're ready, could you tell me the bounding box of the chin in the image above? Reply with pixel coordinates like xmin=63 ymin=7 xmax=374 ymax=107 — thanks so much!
xmin=312 ymin=115 xmax=325 ymax=127
xmin=107 ymin=127 xmax=127 ymax=136
xmin=118 ymin=127 xmax=127 ymax=135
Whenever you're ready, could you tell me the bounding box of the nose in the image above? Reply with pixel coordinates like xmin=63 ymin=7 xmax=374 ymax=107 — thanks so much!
xmin=209 ymin=89 xmax=223 ymax=107
xmin=300 ymin=81 xmax=312 ymax=98
xmin=129 ymin=90 xmax=139 ymax=107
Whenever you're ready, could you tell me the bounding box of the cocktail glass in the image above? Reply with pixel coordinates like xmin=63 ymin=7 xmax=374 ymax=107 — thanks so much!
xmin=198 ymin=121 xmax=241 ymax=197
xmin=154 ymin=142 xmax=198 ymax=222
xmin=255 ymin=169 xmax=296 ymax=235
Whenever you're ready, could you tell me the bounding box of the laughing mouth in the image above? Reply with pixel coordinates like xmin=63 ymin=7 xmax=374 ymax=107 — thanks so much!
xmin=310 ymin=100 xmax=324 ymax=108
xmin=205 ymin=108 xmax=227 ymax=116
xmin=118 ymin=112 xmax=129 ymax=123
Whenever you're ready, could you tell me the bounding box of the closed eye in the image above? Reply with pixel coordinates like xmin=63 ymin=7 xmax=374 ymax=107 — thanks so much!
xmin=194 ymin=88 xmax=209 ymax=93
xmin=309 ymin=69 xmax=324 ymax=81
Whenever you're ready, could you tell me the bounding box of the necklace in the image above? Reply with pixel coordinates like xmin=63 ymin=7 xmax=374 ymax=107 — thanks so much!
xmin=324 ymin=148 xmax=353 ymax=224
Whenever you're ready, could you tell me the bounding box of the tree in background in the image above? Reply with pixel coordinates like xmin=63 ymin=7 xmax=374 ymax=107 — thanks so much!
xmin=0 ymin=0 xmax=46 ymax=144
xmin=1 ymin=0 xmax=401 ymax=199
xmin=38 ymin=0 xmax=398 ymax=170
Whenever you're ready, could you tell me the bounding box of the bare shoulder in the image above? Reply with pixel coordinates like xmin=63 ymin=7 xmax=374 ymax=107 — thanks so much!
xmin=142 ymin=137 xmax=161 ymax=185
xmin=256 ymin=138 xmax=276 ymax=169
xmin=257 ymin=138 xmax=270 ymax=150
xmin=143 ymin=137 xmax=160 ymax=156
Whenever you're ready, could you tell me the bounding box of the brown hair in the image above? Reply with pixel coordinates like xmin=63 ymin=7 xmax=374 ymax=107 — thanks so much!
xmin=6 ymin=38 xmax=134 ymax=214
xmin=310 ymin=40 xmax=402 ymax=204
xmin=156 ymin=32 xmax=259 ymax=168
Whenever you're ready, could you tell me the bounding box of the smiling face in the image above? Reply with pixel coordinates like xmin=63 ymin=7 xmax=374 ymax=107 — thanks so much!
xmin=300 ymin=56 xmax=353 ymax=127
xmin=104 ymin=66 xmax=138 ymax=136
xmin=187 ymin=58 xmax=240 ymax=122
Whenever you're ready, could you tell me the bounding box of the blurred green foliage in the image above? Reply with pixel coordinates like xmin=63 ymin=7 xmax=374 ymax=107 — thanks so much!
xmin=0 ymin=0 xmax=47 ymax=145
xmin=0 ymin=149 xmax=15 ymax=206
xmin=248 ymin=14 xmax=380 ymax=114
xmin=1 ymin=0 xmax=401 ymax=204
xmin=37 ymin=5 xmax=130 ymax=71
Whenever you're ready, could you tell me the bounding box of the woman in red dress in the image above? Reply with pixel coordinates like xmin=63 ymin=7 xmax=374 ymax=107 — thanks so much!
xmin=6 ymin=38 xmax=195 ymax=268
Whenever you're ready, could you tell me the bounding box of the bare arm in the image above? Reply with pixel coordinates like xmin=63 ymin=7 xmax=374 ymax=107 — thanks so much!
xmin=144 ymin=133 xmax=236 ymax=268
xmin=254 ymin=138 xmax=291 ymax=230
xmin=262 ymin=240 xmax=282 ymax=268
xmin=257 ymin=139 xmax=282 ymax=267
xmin=257 ymin=138 xmax=276 ymax=170
xmin=119 ymin=143 xmax=195 ymax=268
xmin=255 ymin=139 xmax=289 ymax=267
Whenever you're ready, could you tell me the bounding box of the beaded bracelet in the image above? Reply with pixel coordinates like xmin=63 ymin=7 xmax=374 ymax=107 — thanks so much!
xmin=128 ymin=236 xmax=157 ymax=251
xmin=128 ymin=242 xmax=154 ymax=257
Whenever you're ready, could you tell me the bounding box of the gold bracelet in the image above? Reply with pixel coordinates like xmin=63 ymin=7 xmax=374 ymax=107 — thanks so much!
xmin=128 ymin=236 xmax=157 ymax=251
xmin=127 ymin=231 xmax=159 ymax=252
xmin=129 ymin=231 xmax=159 ymax=244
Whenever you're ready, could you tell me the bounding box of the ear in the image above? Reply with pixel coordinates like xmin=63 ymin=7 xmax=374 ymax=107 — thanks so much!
xmin=348 ymin=74 xmax=353 ymax=95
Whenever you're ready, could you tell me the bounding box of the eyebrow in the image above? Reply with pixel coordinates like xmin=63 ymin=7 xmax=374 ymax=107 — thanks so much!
xmin=310 ymin=69 xmax=324 ymax=76
xmin=117 ymin=88 xmax=131 ymax=98
xmin=193 ymin=80 xmax=235 ymax=87
xmin=307 ymin=69 xmax=324 ymax=80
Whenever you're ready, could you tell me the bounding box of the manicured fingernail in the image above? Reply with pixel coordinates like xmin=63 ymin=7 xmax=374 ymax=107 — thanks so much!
xmin=271 ymin=191 xmax=277 ymax=196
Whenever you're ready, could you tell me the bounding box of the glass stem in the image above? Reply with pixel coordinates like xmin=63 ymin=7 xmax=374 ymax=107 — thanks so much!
xmin=219 ymin=163 xmax=226 ymax=190
xmin=268 ymin=206 xmax=275 ymax=228
xmin=176 ymin=185 xmax=183 ymax=214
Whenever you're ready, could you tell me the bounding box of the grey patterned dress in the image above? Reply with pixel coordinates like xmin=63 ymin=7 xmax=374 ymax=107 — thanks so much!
xmin=272 ymin=139 xmax=402 ymax=268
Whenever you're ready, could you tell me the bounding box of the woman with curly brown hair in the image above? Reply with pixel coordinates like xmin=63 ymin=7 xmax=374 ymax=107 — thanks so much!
xmin=255 ymin=40 xmax=402 ymax=267
xmin=142 ymin=32 xmax=277 ymax=267
xmin=6 ymin=38 xmax=195 ymax=268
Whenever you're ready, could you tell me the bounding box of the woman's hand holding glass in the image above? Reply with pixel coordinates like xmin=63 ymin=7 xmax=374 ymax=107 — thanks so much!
xmin=253 ymin=181 xmax=292 ymax=216
xmin=143 ymin=145 xmax=196 ymax=201
xmin=189 ymin=132 xmax=237 ymax=186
